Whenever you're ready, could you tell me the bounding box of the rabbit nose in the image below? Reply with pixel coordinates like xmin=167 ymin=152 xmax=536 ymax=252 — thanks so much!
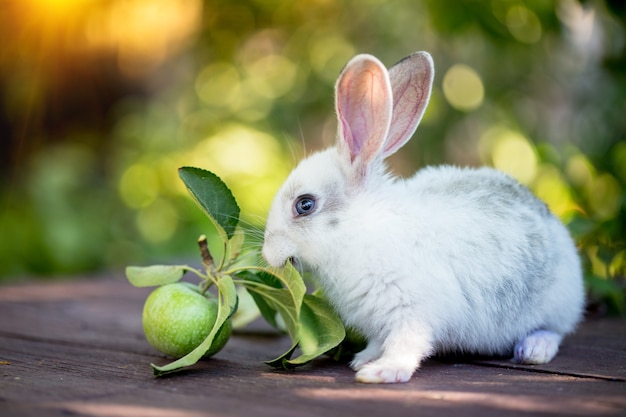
xmin=262 ymin=238 xmax=287 ymax=268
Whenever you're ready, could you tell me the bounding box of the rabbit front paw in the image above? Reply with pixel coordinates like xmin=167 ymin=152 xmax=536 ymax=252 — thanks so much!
xmin=355 ymin=360 xmax=414 ymax=384
xmin=350 ymin=342 xmax=383 ymax=371
xmin=513 ymin=330 xmax=562 ymax=364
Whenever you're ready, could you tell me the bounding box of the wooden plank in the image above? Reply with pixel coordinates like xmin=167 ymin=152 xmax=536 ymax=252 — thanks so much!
xmin=0 ymin=278 xmax=152 ymax=352
xmin=1 ymin=277 xmax=626 ymax=417
xmin=2 ymin=278 xmax=625 ymax=381
xmin=2 ymin=334 xmax=626 ymax=417
xmin=471 ymin=318 xmax=626 ymax=382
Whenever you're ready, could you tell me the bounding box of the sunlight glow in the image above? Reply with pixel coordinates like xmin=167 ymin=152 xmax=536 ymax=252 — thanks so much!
xmin=51 ymin=401 xmax=207 ymax=417
xmin=92 ymin=0 xmax=203 ymax=77
xmin=295 ymin=386 xmax=609 ymax=414
xmin=19 ymin=0 xmax=202 ymax=78
xmin=189 ymin=125 xmax=293 ymax=220
xmin=26 ymin=0 xmax=93 ymax=19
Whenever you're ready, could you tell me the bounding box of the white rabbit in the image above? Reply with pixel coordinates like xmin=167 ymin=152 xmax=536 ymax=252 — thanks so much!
xmin=262 ymin=51 xmax=585 ymax=384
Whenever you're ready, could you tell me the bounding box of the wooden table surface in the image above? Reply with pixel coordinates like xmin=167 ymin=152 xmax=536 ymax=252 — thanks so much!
xmin=1 ymin=276 xmax=625 ymax=417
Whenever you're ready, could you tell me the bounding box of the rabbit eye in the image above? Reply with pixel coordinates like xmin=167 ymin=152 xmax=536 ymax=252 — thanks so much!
xmin=294 ymin=195 xmax=316 ymax=217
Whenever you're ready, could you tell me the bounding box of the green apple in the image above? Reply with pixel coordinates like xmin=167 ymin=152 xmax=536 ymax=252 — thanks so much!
xmin=142 ymin=282 xmax=232 ymax=358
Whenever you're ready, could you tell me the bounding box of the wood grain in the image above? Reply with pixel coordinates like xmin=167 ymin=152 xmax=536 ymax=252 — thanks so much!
xmin=1 ymin=277 xmax=625 ymax=416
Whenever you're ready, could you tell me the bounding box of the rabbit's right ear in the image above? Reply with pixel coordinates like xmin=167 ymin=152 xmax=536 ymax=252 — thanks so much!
xmin=335 ymin=54 xmax=393 ymax=184
xmin=383 ymin=52 xmax=434 ymax=158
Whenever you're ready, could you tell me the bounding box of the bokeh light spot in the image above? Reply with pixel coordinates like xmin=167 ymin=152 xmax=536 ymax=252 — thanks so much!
xmin=533 ymin=165 xmax=574 ymax=218
xmin=194 ymin=126 xmax=281 ymax=177
xmin=119 ymin=163 xmax=160 ymax=209
xmin=587 ymin=246 xmax=609 ymax=279
xmin=195 ymin=63 xmax=241 ymax=107
xmin=506 ymin=5 xmax=542 ymax=44
xmin=85 ymin=0 xmax=203 ymax=78
xmin=310 ymin=33 xmax=355 ymax=83
xmin=610 ymin=250 xmax=626 ymax=278
xmin=442 ymin=64 xmax=484 ymax=112
xmin=587 ymin=173 xmax=621 ymax=220
xmin=136 ymin=198 xmax=178 ymax=243
xmin=27 ymin=0 xmax=89 ymax=19
xmin=190 ymin=125 xmax=293 ymax=219
xmin=245 ymin=54 xmax=297 ymax=99
xmin=566 ymin=153 xmax=595 ymax=188
xmin=481 ymin=127 xmax=537 ymax=185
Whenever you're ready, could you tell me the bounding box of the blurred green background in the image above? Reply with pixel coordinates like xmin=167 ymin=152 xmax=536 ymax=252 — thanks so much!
xmin=0 ymin=0 xmax=624 ymax=314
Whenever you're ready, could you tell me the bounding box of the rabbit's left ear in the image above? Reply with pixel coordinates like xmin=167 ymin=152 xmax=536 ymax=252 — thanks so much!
xmin=383 ymin=52 xmax=434 ymax=158
xmin=335 ymin=54 xmax=393 ymax=183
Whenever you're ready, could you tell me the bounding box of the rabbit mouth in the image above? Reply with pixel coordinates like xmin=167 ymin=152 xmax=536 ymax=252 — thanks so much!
xmin=288 ymin=256 xmax=303 ymax=273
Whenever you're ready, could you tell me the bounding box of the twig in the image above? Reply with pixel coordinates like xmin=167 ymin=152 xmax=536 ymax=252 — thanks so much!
xmin=198 ymin=235 xmax=214 ymax=269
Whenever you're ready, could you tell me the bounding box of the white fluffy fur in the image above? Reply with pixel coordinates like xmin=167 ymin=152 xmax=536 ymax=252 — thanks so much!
xmin=262 ymin=52 xmax=585 ymax=384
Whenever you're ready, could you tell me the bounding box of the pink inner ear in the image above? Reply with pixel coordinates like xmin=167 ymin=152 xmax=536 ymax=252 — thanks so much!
xmin=387 ymin=74 xmax=421 ymax=151
xmin=336 ymin=57 xmax=392 ymax=165
xmin=338 ymin=112 xmax=357 ymax=161
xmin=384 ymin=52 xmax=434 ymax=157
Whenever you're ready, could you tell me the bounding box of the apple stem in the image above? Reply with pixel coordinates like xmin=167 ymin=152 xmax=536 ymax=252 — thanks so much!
xmin=199 ymin=277 xmax=214 ymax=295
xmin=198 ymin=235 xmax=214 ymax=269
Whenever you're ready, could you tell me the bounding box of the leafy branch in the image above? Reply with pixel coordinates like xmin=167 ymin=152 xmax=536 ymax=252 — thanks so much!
xmin=126 ymin=166 xmax=345 ymax=375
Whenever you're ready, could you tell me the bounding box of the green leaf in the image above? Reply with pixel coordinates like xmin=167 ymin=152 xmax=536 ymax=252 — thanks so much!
xmin=265 ymin=342 xmax=298 ymax=368
xmin=237 ymin=271 xmax=281 ymax=328
xmin=236 ymin=269 xmax=283 ymax=290
xmin=289 ymin=294 xmax=346 ymax=364
xmin=245 ymin=285 xmax=301 ymax=339
xmin=236 ymin=264 xmax=311 ymax=366
xmin=178 ymin=167 xmax=240 ymax=240
xmin=248 ymin=264 xmax=306 ymax=300
xmin=151 ymin=274 xmax=238 ymax=376
xmin=125 ymin=265 xmax=186 ymax=287
xmin=227 ymin=228 xmax=245 ymax=263
xmin=264 ymin=293 xmax=346 ymax=369
xmin=240 ymin=264 xmax=306 ymax=336
xmin=327 ymin=326 xmax=368 ymax=362
xmin=238 ymin=266 xmax=345 ymax=368
xmin=283 ymin=294 xmax=345 ymax=368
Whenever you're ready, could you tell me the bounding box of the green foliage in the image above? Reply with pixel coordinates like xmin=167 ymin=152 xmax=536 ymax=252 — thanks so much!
xmin=178 ymin=167 xmax=240 ymax=240
xmin=127 ymin=168 xmax=345 ymax=375
xmin=126 ymin=265 xmax=188 ymax=287
xmin=0 ymin=0 xmax=624 ymax=315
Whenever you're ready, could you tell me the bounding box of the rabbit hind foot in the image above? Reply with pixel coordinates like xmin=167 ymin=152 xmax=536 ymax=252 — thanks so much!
xmin=513 ymin=329 xmax=562 ymax=365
